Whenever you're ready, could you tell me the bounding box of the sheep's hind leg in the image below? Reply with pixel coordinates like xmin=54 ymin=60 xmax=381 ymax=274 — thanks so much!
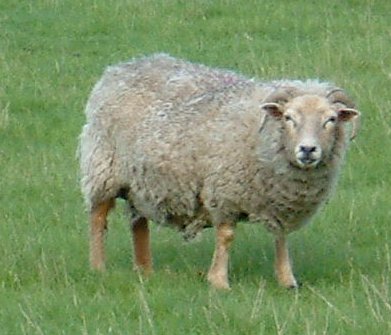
xmin=275 ymin=235 xmax=298 ymax=288
xmin=131 ymin=217 xmax=153 ymax=274
xmin=90 ymin=199 xmax=115 ymax=271
xmin=207 ymin=223 xmax=235 ymax=289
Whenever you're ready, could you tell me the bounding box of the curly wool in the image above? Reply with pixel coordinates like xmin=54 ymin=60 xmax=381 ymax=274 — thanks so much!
xmin=79 ymin=54 xmax=352 ymax=239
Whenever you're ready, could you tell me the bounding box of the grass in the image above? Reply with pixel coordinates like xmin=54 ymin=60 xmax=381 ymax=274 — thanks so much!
xmin=1 ymin=0 xmax=390 ymax=333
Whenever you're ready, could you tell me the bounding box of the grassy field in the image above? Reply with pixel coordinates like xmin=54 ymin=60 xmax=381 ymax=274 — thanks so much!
xmin=1 ymin=0 xmax=390 ymax=334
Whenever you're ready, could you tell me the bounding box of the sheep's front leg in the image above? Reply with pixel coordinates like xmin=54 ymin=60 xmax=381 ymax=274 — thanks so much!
xmin=207 ymin=223 xmax=235 ymax=289
xmin=131 ymin=217 xmax=153 ymax=274
xmin=275 ymin=235 xmax=298 ymax=288
xmin=90 ymin=199 xmax=115 ymax=271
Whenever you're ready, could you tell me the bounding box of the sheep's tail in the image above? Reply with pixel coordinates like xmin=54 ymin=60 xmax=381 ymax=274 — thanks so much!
xmin=78 ymin=123 xmax=117 ymax=209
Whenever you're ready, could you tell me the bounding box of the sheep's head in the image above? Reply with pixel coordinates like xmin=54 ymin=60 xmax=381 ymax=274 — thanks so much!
xmin=260 ymin=89 xmax=360 ymax=169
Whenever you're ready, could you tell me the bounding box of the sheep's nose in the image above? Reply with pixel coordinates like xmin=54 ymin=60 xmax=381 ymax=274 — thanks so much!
xmin=296 ymin=144 xmax=321 ymax=168
xmin=299 ymin=145 xmax=317 ymax=154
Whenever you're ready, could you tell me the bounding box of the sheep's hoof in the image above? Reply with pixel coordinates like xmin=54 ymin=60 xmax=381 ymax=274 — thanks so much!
xmin=278 ymin=276 xmax=300 ymax=289
xmin=133 ymin=265 xmax=154 ymax=276
xmin=90 ymin=261 xmax=106 ymax=272
xmin=282 ymin=279 xmax=302 ymax=290
xmin=207 ymin=273 xmax=231 ymax=290
xmin=210 ymin=281 xmax=231 ymax=290
xmin=287 ymin=282 xmax=301 ymax=290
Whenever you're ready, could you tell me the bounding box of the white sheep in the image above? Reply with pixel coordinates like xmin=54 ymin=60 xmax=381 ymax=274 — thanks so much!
xmin=79 ymin=54 xmax=360 ymax=289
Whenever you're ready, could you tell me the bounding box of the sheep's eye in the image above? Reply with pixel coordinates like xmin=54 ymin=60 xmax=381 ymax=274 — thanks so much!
xmin=324 ymin=116 xmax=337 ymax=127
xmin=284 ymin=115 xmax=295 ymax=125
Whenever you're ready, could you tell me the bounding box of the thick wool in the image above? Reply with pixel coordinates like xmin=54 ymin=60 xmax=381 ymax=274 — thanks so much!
xmin=79 ymin=54 xmax=355 ymax=239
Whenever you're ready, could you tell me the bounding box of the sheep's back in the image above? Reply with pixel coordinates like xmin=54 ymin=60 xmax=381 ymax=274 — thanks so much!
xmin=84 ymin=54 xmax=250 ymax=123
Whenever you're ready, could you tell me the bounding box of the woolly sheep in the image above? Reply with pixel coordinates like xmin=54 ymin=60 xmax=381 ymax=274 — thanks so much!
xmin=79 ymin=54 xmax=360 ymax=289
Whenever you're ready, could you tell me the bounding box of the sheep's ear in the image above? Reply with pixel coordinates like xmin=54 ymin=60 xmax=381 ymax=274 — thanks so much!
xmin=259 ymin=102 xmax=284 ymax=134
xmin=260 ymin=102 xmax=283 ymax=119
xmin=337 ymin=108 xmax=361 ymax=140
xmin=337 ymin=108 xmax=359 ymax=122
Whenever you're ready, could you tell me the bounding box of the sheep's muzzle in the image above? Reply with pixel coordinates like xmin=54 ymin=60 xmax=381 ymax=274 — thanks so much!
xmin=295 ymin=145 xmax=322 ymax=168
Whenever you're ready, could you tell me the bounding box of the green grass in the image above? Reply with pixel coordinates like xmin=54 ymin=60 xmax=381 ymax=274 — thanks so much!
xmin=1 ymin=0 xmax=390 ymax=333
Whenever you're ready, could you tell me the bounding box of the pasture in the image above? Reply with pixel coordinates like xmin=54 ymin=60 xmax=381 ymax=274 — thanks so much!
xmin=1 ymin=0 xmax=390 ymax=333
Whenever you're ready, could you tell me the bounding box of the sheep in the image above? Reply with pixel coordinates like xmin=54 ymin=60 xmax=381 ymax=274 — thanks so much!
xmin=79 ymin=53 xmax=360 ymax=289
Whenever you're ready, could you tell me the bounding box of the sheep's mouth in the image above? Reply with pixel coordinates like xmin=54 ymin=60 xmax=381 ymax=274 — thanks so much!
xmin=294 ymin=145 xmax=322 ymax=169
xmin=296 ymin=157 xmax=320 ymax=169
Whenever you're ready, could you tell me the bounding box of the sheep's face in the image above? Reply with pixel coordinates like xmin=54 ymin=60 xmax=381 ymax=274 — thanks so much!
xmin=261 ymin=94 xmax=360 ymax=169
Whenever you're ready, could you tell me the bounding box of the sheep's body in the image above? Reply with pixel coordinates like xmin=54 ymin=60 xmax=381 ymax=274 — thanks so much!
xmin=79 ymin=54 xmax=360 ymax=288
